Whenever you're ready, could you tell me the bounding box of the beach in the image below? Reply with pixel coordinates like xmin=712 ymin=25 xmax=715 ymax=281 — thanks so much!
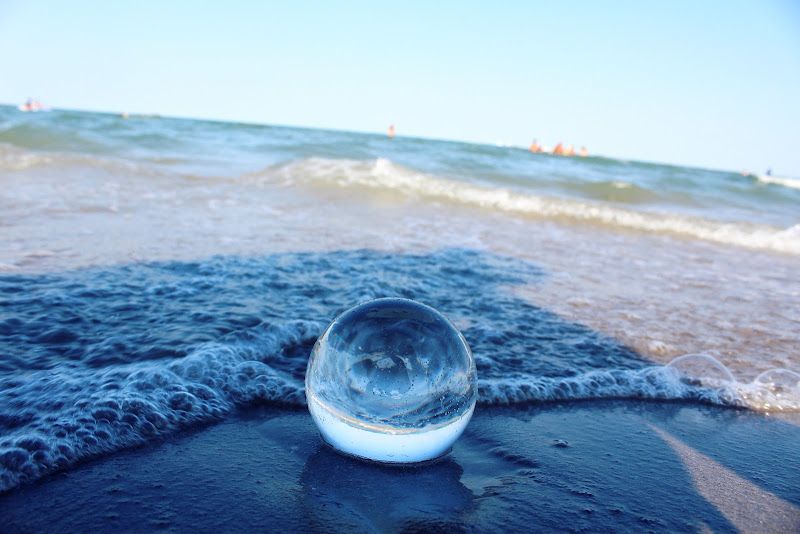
xmin=1 ymin=106 xmax=799 ymax=532
xmin=2 ymin=403 xmax=798 ymax=532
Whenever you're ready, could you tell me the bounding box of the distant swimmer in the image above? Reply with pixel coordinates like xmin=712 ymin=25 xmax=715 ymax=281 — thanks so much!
xmin=529 ymin=139 xmax=542 ymax=153
xmin=388 ymin=124 xmax=395 ymax=139
xmin=579 ymin=146 xmax=588 ymax=157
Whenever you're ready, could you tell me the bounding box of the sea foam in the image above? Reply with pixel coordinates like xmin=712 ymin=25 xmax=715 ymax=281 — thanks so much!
xmin=2 ymin=335 xmax=798 ymax=494
xmin=479 ymin=354 xmax=800 ymax=412
xmin=0 ymin=319 xmax=321 ymax=494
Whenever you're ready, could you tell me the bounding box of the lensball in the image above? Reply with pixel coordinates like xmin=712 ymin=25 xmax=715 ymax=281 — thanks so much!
xmin=305 ymin=298 xmax=477 ymax=463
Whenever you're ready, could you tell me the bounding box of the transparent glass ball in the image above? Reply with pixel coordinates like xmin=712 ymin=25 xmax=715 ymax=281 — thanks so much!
xmin=305 ymin=298 xmax=477 ymax=463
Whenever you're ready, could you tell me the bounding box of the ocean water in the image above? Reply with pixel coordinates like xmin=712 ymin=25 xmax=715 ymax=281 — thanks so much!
xmin=1 ymin=106 xmax=798 ymax=493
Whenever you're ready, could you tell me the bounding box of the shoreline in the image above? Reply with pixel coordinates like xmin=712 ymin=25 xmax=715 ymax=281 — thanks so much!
xmin=2 ymin=400 xmax=798 ymax=533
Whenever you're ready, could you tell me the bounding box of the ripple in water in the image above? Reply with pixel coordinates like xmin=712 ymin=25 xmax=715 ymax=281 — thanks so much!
xmin=305 ymin=298 xmax=477 ymax=463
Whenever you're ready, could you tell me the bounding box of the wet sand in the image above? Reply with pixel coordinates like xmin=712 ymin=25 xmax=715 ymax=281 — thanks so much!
xmin=2 ymin=401 xmax=798 ymax=533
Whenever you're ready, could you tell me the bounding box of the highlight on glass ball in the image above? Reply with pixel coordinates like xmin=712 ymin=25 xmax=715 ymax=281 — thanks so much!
xmin=305 ymin=297 xmax=478 ymax=463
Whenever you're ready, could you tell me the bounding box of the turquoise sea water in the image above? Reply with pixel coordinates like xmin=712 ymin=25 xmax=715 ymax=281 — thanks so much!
xmin=2 ymin=107 xmax=799 ymax=239
xmin=1 ymin=106 xmax=798 ymax=493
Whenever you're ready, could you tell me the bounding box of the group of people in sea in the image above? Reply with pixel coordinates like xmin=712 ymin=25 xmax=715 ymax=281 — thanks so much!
xmin=387 ymin=126 xmax=588 ymax=157
xmin=18 ymin=98 xmax=48 ymax=112
xmin=529 ymin=139 xmax=588 ymax=157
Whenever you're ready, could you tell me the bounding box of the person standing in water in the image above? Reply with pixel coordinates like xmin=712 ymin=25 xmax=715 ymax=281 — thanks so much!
xmin=388 ymin=125 xmax=395 ymax=139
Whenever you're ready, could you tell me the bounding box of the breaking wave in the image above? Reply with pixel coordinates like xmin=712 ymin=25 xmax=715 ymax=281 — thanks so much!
xmin=254 ymin=158 xmax=800 ymax=255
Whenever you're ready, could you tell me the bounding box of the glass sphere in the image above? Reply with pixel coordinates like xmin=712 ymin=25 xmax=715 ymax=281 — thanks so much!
xmin=305 ymin=298 xmax=477 ymax=463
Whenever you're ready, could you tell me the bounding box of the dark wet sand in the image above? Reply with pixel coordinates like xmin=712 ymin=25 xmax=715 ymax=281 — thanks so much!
xmin=2 ymin=401 xmax=799 ymax=533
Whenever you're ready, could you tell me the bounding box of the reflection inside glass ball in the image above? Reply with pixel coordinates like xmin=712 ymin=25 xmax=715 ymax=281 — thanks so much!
xmin=305 ymin=298 xmax=477 ymax=463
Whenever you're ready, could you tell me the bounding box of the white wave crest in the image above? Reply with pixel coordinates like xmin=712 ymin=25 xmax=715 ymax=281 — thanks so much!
xmin=0 ymin=142 xmax=149 ymax=175
xmin=757 ymin=173 xmax=800 ymax=190
xmin=257 ymin=157 xmax=800 ymax=255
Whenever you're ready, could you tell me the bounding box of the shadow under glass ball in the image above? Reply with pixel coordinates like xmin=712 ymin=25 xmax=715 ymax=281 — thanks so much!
xmin=305 ymin=298 xmax=477 ymax=463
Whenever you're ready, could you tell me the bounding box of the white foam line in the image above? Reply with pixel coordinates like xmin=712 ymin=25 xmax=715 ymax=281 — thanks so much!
xmin=265 ymin=158 xmax=800 ymax=255
xmin=758 ymin=174 xmax=800 ymax=190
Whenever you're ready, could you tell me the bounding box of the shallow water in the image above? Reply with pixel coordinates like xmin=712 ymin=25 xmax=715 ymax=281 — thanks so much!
xmin=1 ymin=106 xmax=798 ymax=493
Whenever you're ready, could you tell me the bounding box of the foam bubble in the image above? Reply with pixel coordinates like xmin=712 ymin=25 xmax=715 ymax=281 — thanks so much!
xmin=742 ymin=369 xmax=800 ymax=412
xmin=754 ymin=368 xmax=800 ymax=393
xmin=666 ymin=354 xmax=735 ymax=386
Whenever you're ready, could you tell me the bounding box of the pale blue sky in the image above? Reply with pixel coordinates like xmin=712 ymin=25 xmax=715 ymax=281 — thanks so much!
xmin=1 ymin=1 xmax=799 ymax=175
